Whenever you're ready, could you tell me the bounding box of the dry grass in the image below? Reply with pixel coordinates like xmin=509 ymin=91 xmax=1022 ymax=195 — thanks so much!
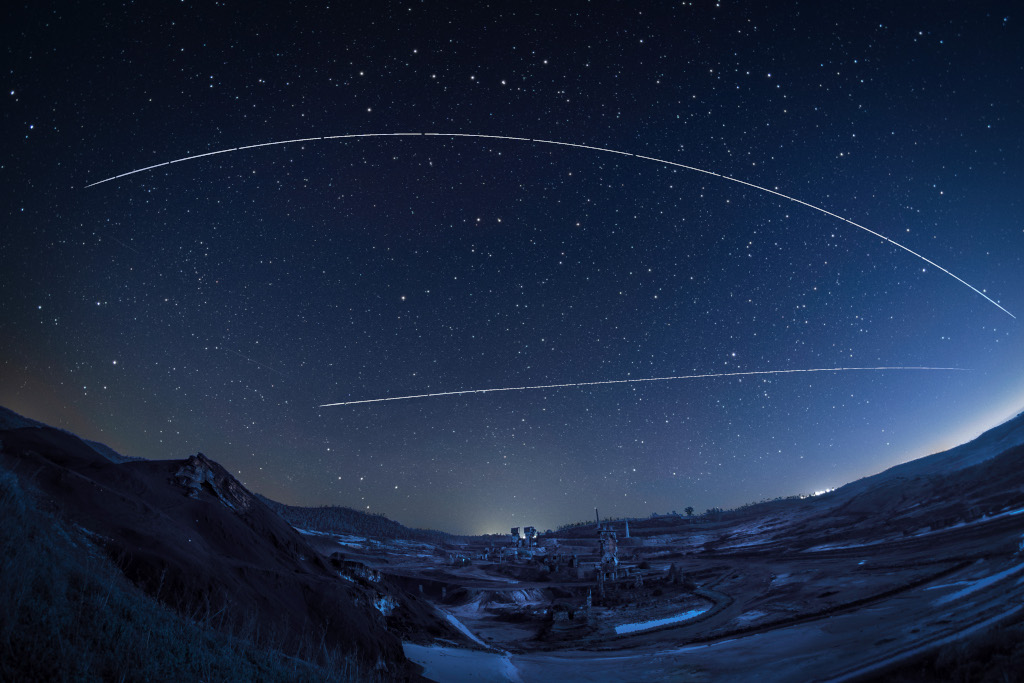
xmin=0 ymin=467 xmax=370 ymax=682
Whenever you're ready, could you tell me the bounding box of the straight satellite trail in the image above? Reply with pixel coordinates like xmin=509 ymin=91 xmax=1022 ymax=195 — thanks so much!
xmin=84 ymin=132 xmax=1015 ymax=320
xmin=319 ymin=367 xmax=967 ymax=408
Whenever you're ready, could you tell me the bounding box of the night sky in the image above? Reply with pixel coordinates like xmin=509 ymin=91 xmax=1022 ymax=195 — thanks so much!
xmin=3 ymin=3 xmax=1022 ymax=534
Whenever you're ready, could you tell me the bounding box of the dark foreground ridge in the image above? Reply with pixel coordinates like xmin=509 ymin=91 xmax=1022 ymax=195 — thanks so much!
xmin=0 ymin=405 xmax=448 ymax=682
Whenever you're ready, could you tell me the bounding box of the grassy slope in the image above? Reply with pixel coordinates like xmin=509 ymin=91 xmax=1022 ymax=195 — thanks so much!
xmin=870 ymin=614 xmax=1024 ymax=683
xmin=0 ymin=467 xmax=370 ymax=682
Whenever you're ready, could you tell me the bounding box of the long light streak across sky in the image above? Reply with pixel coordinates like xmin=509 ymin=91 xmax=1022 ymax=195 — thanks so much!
xmin=83 ymin=132 xmax=1015 ymax=319
xmin=318 ymin=366 xmax=967 ymax=408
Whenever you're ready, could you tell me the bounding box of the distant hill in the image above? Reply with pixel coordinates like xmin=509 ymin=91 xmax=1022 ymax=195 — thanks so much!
xmin=257 ymin=494 xmax=469 ymax=545
xmin=551 ymin=406 xmax=1024 ymax=542
xmin=0 ymin=405 xmax=141 ymax=463
xmin=828 ymin=409 xmax=1024 ymax=502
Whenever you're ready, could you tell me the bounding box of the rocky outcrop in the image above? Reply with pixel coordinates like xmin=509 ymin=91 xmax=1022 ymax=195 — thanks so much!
xmin=174 ymin=452 xmax=251 ymax=512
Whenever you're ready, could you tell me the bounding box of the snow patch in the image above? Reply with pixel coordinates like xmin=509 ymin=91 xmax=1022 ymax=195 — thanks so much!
xmin=924 ymin=580 xmax=970 ymax=591
xmin=403 ymin=643 xmax=521 ymax=683
xmin=374 ymin=594 xmax=398 ymax=616
xmin=295 ymin=528 xmax=369 ymax=547
xmin=804 ymin=538 xmax=888 ymax=552
xmin=735 ymin=610 xmax=766 ymax=625
xmin=615 ymin=606 xmax=709 ymax=634
xmin=445 ymin=612 xmax=489 ymax=648
xmin=934 ymin=562 xmax=1024 ymax=606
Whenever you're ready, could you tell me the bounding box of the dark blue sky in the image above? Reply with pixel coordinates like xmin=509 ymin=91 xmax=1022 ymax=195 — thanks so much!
xmin=3 ymin=2 xmax=1022 ymax=533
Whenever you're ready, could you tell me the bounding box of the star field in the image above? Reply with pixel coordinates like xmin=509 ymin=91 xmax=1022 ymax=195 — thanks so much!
xmin=2 ymin=3 xmax=1022 ymax=533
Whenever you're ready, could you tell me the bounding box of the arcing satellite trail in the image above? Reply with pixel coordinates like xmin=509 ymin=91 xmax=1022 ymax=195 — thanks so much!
xmin=84 ymin=132 xmax=1015 ymax=320
xmin=12 ymin=0 xmax=1021 ymax=548
xmin=319 ymin=367 xmax=967 ymax=408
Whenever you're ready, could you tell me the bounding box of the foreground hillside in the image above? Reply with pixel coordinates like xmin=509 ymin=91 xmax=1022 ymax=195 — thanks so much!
xmin=0 ymin=467 xmax=356 ymax=681
xmin=0 ymin=406 xmax=433 ymax=681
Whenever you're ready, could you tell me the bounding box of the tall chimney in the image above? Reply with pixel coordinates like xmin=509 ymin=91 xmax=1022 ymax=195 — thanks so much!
xmin=595 ymin=507 xmax=600 ymax=528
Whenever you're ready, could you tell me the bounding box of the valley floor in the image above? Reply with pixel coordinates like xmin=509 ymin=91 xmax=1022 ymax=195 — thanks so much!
xmin=303 ymin=496 xmax=1024 ymax=681
xmin=404 ymin=553 xmax=1024 ymax=681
